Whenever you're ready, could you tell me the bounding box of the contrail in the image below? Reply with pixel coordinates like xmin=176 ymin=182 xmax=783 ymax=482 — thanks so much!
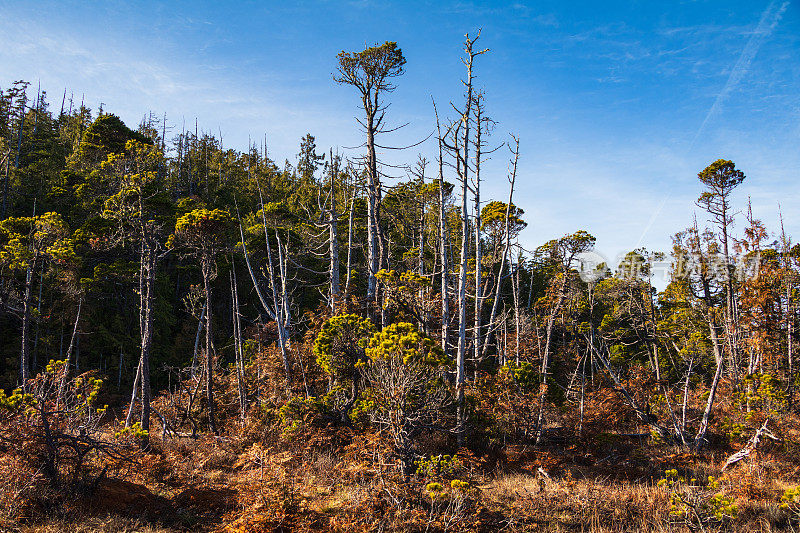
xmin=689 ymin=0 xmax=789 ymax=149
xmin=635 ymin=0 xmax=789 ymax=248
xmin=635 ymin=193 xmax=670 ymax=248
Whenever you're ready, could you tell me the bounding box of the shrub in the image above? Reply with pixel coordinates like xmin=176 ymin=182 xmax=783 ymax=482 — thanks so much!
xmin=361 ymin=323 xmax=452 ymax=474
xmin=312 ymin=313 xmax=375 ymax=421
xmin=658 ymin=469 xmax=737 ymax=531
xmin=0 ymin=360 xmax=133 ymax=491
xmin=781 ymin=486 xmax=800 ymax=522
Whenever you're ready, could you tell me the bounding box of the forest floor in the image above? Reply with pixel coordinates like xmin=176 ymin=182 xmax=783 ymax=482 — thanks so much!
xmin=3 ymin=423 xmax=800 ymax=533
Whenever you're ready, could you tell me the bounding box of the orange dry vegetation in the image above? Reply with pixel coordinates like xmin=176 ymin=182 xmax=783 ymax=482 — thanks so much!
xmin=3 ymin=343 xmax=800 ymax=532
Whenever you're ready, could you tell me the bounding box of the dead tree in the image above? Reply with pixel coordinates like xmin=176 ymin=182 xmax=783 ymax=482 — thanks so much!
xmin=237 ymin=192 xmax=292 ymax=381
xmin=681 ymin=219 xmax=726 ymax=450
xmin=433 ymin=101 xmax=450 ymax=357
xmin=472 ymin=92 xmax=496 ymax=372
xmin=327 ymin=151 xmax=341 ymax=308
xmin=308 ymin=150 xmax=343 ymax=311
xmin=230 ymin=266 xmax=247 ymax=420
xmin=483 ymin=136 xmax=519 ymax=360
xmin=440 ymin=31 xmax=488 ymax=442
xmin=56 ymin=298 xmax=82 ymax=409
xmin=102 ymin=141 xmax=168 ymax=446
xmin=344 ymin=167 xmax=358 ymax=295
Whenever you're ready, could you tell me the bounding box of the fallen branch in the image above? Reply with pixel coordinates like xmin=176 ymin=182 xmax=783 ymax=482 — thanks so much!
xmin=722 ymin=418 xmax=780 ymax=471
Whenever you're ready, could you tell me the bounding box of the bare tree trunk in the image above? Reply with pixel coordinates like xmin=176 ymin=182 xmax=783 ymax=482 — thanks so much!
xmin=230 ymin=267 xmax=246 ymax=420
xmin=578 ymin=353 xmax=587 ymax=438
xmin=125 ymin=356 xmax=142 ymax=427
xmin=139 ymin=249 xmax=155 ymax=444
xmin=681 ymin=357 xmax=694 ymax=436
xmin=19 ymin=259 xmax=36 ymax=391
xmin=276 ymin=232 xmax=308 ymax=394
xmin=720 ymin=200 xmax=740 ymax=384
xmin=456 ymin=150 xmax=469 ymax=442
xmin=483 ymin=138 xmax=519 ymax=359
xmin=31 ymin=270 xmax=43 ymax=374
xmin=345 ymin=184 xmax=356 ymax=295
xmin=695 ymin=308 xmax=724 ymax=450
xmin=328 ymin=155 xmax=340 ymax=310
xmin=415 ymin=158 xmax=428 ymax=333
xmin=202 ymin=258 xmax=218 ymax=434
xmin=512 ymin=249 xmax=521 ymax=364
xmin=255 ymin=188 xmax=291 ymax=379
xmin=56 ymin=298 xmax=82 ymax=409
xmin=117 ymin=347 xmax=123 ymax=392
xmin=473 ymin=116 xmax=483 ymax=374
xmin=2 ymin=154 xmax=9 ymax=219
xmin=433 ymin=102 xmax=449 ymax=356
xmin=138 ymin=242 xmax=146 ymax=336
xmin=365 ymin=113 xmax=380 ymax=304
xmin=535 ymin=270 xmax=569 ymax=444
xmin=454 ymin=76 xmax=474 ymax=444
xmin=789 ymin=284 xmax=795 ymax=404
xmin=444 ymin=36 xmax=487 ymax=445
xmin=191 ymin=304 xmax=206 ymax=378
xmin=542 ymin=275 xmax=568 ymax=379
xmin=586 ymin=331 xmax=672 ymax=441
xmin=647 ymin=271 xmax=662 ymax=382
xmin=780 ymin=213 xmax=795 ymax=405
xmin=13 ymin=99 xmax=24 ymax=171
xmin=276 ymin=232 xmax=292 ymax=346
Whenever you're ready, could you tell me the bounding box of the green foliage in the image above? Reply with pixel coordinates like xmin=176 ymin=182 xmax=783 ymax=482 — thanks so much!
xmin=697 ymin=159 xmax=746 ymax=217
xmin=425 ymin=482 xmax=444 ymax=499
xmin=780 ymin=486 xmax=800 ymax=521
xmin=0 ymin=359 xmax=124 ymax=488
xmin=313 ymin=313 xmax=375 ymax=377
xmin=736 ymin=373 xmax=787 ymax=415
xmin=366 ymin=322 xmax=448 ymax=367
xmin=720 ymin=417 xmax=747 ymax=441
xmin=498 ymin=362 xmax=538 ymax=389
xmin=0 ymin=387 xmax=34 ymax=411
xmin=0 ymin=211 xmax=73 ymax=269
xmin=376 ymin=269 xmax=431 ymax=293
xmin=535 ymin=229 xmax=596 ymax=276
xmin=347 ymin=387 xmax=376 ymax=424
xmin=74 ymin=374 xmax=104 ymax=407
xmin=415 ymin=454 xmax=464 ymax=480
xmin=658 ymin=469 xmax=737 ymax=530
xmin=169 ymin=208 xmax=233 ymax=248
xmin=101 ymin=140 xmax=170 ymax=234
xmin=361 ymin=323 xmax=452 ymax=472
xmin=312 ymin=314 xmax=376 ymax=421
xmin=375 ymin=269 xmax=435 ymax=325
xmin=114 ymin=421 xmax=149 ymax=442
xmin=278 ymin=396 xmax=325 ymax=436
xmin=335 ymin=41 xmax=406 ymax=92
xmin=296 ymin=133 xmax=324 ymax=182
xmin=480 ymin=200 xmax=526 ymax=234
xmin=68 ymin=114 xmax=151 ymax=170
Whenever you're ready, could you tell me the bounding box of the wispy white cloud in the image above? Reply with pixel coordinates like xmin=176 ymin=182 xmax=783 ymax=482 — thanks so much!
xmin=690 ymin=0 xmax=790 ymax=148
xmin=1 ymin=0 xmax=797 ymax=265
xmin=0 ymin=13 xmax=357 ymax=158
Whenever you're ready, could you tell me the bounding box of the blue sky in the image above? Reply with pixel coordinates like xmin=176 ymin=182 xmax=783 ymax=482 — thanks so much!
xmin=1 ymin=0 xmax=799 ymax=281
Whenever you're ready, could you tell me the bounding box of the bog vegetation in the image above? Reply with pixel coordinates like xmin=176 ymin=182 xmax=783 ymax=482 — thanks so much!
xmin=1 ymin=34 xmax=799 ymax=532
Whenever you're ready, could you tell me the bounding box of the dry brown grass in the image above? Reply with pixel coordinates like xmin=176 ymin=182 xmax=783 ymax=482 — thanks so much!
xmin=11 ymin=516 xmax=174 ymax=533
xmin=3 ymin=440 xmax=799 ymax=532
xmin=481 ymin=461 xmax=800 ymax=532
xmin=4 ymin=379 xmax=800 ymax=533
xmin=483 ymin=470 xmax=669 ymax=532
